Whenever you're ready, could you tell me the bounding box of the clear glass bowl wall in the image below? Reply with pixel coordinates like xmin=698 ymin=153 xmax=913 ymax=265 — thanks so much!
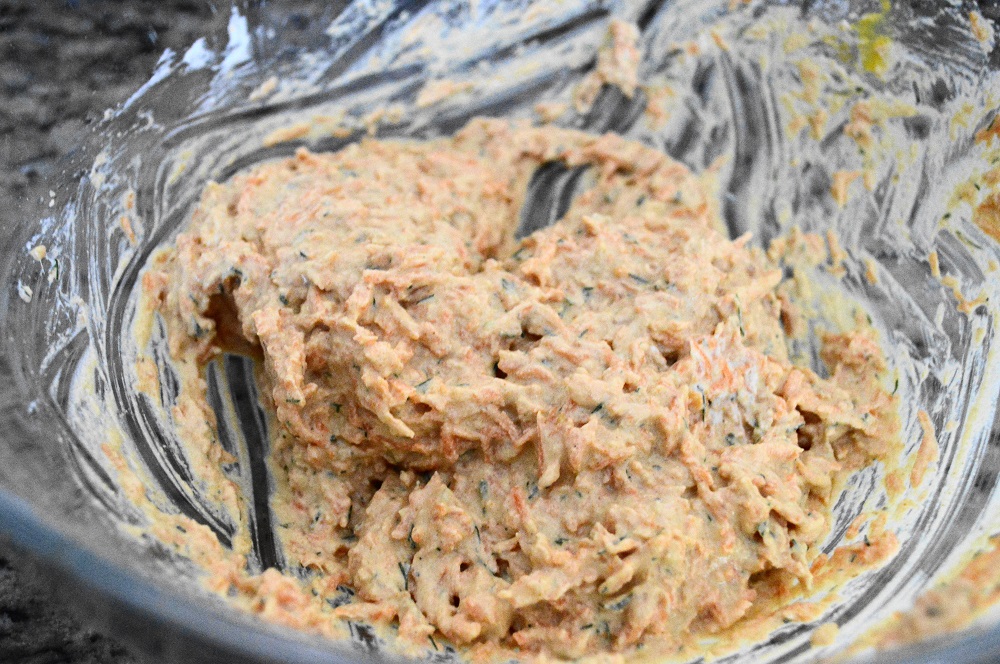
xmin=2 ymin=0 xmax=1000 ymax=662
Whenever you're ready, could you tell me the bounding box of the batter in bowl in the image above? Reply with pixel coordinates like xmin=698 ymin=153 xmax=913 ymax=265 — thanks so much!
xmin=143 ymin=117 xmax=900 ymax=660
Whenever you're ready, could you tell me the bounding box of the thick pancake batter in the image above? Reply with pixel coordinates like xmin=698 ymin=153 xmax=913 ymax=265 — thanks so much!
xmin=143 ymin=118 xmax=900 ymax=660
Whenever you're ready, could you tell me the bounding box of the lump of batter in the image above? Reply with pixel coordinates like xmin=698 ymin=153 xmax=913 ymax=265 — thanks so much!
xmin=144 ymin=118 xmax=899 ymax=660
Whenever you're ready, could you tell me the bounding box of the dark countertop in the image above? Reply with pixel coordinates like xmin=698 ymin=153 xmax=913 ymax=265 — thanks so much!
xmin=0 ymin=3 xmax=211 ymax=658
xmin=0 ymin=3 xmax=315 ymax=661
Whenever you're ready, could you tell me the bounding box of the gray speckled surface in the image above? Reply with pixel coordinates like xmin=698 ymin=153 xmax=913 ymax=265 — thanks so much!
xmin=0 ymin=2 xmax=320 ymax=661
xmin=0 ymin=4 xmax=217 ymax=658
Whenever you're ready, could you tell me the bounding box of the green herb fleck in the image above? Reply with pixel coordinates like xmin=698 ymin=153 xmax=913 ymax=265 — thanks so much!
xmin=398 ymin=562 xmax=410 ymax=590
xmin=629 ymin=273 xmax=649 ymax=285
xmin=735 ymin=296 xmax=745 ymax=337
xmin=604 ymin=595 xmax=632 ymax=611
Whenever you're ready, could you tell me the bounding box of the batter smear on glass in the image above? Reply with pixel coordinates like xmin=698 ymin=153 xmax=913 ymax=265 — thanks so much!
xmin=144 ymin=118 xmax=900 ymax=660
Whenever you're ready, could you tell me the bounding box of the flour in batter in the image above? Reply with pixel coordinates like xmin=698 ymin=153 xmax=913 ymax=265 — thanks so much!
xmin=142 ymin=118 xmax=901 ymax=661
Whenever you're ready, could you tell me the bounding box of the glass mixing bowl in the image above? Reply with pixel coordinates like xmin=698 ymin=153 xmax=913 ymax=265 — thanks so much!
xmin=3 ymin=0 xmax=1000 ymax=662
